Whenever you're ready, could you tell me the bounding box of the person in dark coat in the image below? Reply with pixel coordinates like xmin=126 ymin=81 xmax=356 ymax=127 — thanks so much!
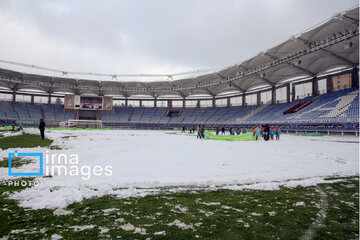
xmin=39 ymin=119 xmax=46 ymax=139
xmin=200 ymin=125 xmax=205 ymax=139
xmin=216 ymin=126 xmax=220 ymax=135
xmin=221 ymin=127 xmax=225 ymax=135
xmin=264 ymin=124 xmax=270 ymax=141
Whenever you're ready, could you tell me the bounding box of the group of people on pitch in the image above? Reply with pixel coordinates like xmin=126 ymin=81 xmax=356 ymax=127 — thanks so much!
xmin=182 ymin=126 xmax=197 ymax=134
xmin=9 ymin=121 xmax=24 ymax=131
xmin=252 ymin=125 xmax=281 ymax=141
xmin=228 ymin=127 xmax=247 ymax=135
xmin=4 ymin=119 xmax=46 ymax=139
xmin=196 ymin=125 xmax=206 ymax=139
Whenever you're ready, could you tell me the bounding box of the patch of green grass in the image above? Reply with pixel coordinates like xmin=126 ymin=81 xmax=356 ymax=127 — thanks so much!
xmin=0 ymin=177 xmax=358 ymax=239
xmin=0 ymin=157 xmax=34 ymax=168
xmin=205 ymin=131 xmax=256 ymax=141
xmin=49 ymin=145 xmax=62 ymax=150
xmin=295 ymin=132 xmax=325 ymax=137
xmin=313 ymin=179 xmax=359 ymax=239
xmin=61 ymin=135 xmax=77 ymax=139
xmin=0 ymin=133 xmax=53 ymax=150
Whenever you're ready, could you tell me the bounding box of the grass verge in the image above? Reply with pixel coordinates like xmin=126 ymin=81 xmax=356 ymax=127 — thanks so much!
xmin=0 ymin=133 xmax=53 ymax=150
xmin=0 ymin=177 xmax=357 ymax=239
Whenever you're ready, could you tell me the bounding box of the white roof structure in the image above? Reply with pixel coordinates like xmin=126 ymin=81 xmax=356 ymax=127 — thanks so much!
xmin=0 ymin=6 xmax=358 ymax=98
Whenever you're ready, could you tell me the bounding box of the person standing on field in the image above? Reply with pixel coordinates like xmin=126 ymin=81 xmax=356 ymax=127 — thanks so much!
xmin=39 ymin=119 xmax=46 ymax=140
xmin=200 ymin=125 xmax=205 ymax=139
xmin=264 ymin=124 xmax=270 ymax=141
xmin=255 ymin=126 xmax=260 ymax=141
xmin=276 ymin=127 xmax=281 ymax=140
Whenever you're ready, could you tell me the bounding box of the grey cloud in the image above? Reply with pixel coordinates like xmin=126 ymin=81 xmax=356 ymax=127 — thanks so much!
xmin=0 ymin=0 xmax=357 ymax=79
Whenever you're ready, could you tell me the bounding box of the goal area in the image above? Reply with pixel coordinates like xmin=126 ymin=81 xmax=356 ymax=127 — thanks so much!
xmin=64 ymin=120 xmax=103 ymax=129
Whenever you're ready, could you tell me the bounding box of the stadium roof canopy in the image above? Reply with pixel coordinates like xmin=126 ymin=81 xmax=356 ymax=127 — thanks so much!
xmin=0 ymin=6 xmax=358 ymax=98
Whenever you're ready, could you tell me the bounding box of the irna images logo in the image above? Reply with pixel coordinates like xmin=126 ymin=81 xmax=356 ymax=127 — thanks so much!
xmin=8 ymin=150 xmax=43 ymax=176
xmin=8 ymin=150 xmax=113 ymax=180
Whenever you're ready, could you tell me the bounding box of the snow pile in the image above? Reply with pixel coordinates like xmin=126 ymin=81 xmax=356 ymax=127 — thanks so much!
xmin=1 ymin=131 xmax=23 ymax=138
xmin=168 ymin=219 xmax=194 ymax=230
xmin=53 ymin=208 xmax=73 ymax=216
xmin=0 ymin=129 xmax=358 ymax=210
xmin=154 ymin=231 xmax=166 ymax=236
xmin=69 ymin=225 xmax=95 ymax=232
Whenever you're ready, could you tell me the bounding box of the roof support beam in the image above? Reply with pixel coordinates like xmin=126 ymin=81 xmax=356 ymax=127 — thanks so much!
xmin=10 ymin=73 xmax=24 ymax=91
xmin=264 ymin=52 xmax=315 ymax=76
xmin=98 ymin=81 xmax=104 ymax=96
xmin=230 ymin=82 xmax=246 ymax=92
xmin=338 ymin=14 xmax=359 ymax=27
xmin=202 ymin=88 xmax=216 ymax=97
xmin=121 ymin=91 xmax=129 ymax=98
xmin=297 ymin=37 xmax=357 ymax=67
xmin=74 ymin=80 xmax=80 ymax=95
xmin=115 ymin=82 xmax=129 ymax=97
xmin=217 ymin=72 xmax=247 ymax=92
xmin=167 ymin=81 xmax=187 ymax=97
xmin=259 ymin=77 xmax=275 ymax=86
xmin=216 ymin=72 xmax=227 ymax=79
xmin=48 ymin=77 xmax=54 ymax=97
xmin=238 ymin=63 xmax=275 ymax=87
xmin=319 ymin=47 xmax=357 ymax=67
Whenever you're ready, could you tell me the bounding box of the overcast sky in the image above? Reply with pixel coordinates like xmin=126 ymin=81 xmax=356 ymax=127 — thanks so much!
xmin=0 ymin=0 xmax=357 ymax=81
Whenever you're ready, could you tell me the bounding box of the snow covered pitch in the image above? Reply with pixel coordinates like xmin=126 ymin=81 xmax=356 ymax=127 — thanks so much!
xmin=0 ymin=129 xmax=358 ymax=210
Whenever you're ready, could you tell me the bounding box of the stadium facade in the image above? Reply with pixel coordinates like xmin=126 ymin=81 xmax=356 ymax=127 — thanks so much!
xmin=0 ymin=6 xmax=358 ymax=134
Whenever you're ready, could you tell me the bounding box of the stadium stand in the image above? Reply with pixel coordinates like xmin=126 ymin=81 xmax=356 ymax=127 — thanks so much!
xmin=43 ymin=104 xmax=56 ymax=121
xmin=151 ymin=108 xmax=168 ymax=123
xmin=12 ymin=102 xmax=30 ymax=121
xmin=0 ymin=88 xmax=358 ymax=127
xmin=54 ymin=104 xmax=65 ymax=121
xmin=27 ymin=103 xmax=42 ymax=120
xmin=0 ymin=101 xmax=17 ymax=120
xmin=118 ymin=107 xmax=132 ymax=123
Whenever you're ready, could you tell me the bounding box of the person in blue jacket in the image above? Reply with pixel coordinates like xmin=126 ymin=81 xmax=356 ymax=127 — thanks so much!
xmin=255 ymin=126 xmax=260 ymax=141
xmin=200 ymin=125 xmax=205 ymax=139
xmin=242 ymin=128 xmax=247 ymax=134
xmin=270 ymin=127 xmax=275 ymax=140
xmin=276 ymin=127 xmax=281 ymax=140
xmin=197 ymin=125 xmax=201 ymax=139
